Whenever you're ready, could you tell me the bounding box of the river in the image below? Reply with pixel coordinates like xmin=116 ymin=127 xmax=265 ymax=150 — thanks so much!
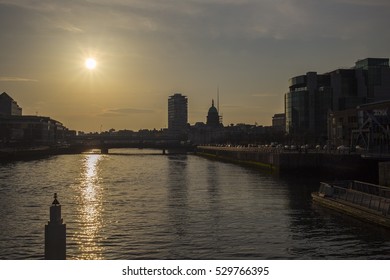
xmin=0 ymin=149 xmax=389 ymax=259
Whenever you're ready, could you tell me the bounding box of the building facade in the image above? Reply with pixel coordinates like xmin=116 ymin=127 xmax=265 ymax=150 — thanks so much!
xmin=353 ymin=100 xmax=390 ymax=154
xmin=0 ymin=93 xmax=68 ymax=147
xmin=168 ymin=93 xmax=188 ymax=138
xmin=0 ymin=115 xmax=67 ymax=147
xmin=354 ymin=58 xmax=390 ymax=102
xmin=285 ymin=58 xmax=390 ymax=143
xmin=0 ymin=92 xmax=22 ymax=116
xmin=285 ymin=72 xmax=332 ymax=142
xmin=328 ymin=100 xmax=390 ymax=154
xmin=272 ymin=113 xmax=286 ymax=133
xmin=328 ymin=108 xmax=358 ymax=148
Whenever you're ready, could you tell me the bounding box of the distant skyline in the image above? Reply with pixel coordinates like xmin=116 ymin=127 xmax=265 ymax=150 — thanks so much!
xmin=1 ymin=0 xmax=389 ymax=132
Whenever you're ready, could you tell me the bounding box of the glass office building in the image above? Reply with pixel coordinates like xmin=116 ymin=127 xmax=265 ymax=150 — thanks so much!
xmin=285 ymin=58 xmax=390 ymax=143
xmin=285 ymin=72 xmax=332 ymax=142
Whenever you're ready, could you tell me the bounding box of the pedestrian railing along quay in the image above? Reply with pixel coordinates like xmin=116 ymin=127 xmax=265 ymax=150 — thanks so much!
xmin=197 ymin=146 xmax=288 ymax=154
xmin=319 ymin=181 xmax=390 ymax=216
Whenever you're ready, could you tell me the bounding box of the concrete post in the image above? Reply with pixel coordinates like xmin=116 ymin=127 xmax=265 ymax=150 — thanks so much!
xmin=45 ymin=193 xmax=66 ymax=260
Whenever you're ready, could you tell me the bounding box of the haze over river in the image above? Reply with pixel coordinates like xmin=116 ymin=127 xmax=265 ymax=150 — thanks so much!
xmin=0 ymin=149 xmax=389 ymax=259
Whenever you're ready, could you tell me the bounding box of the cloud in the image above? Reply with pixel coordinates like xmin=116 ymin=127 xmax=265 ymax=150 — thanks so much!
xmin=0 ymin=0 xmax=74 ymax=12
xmin=0 ymin=1 xmax=301 ymax=41
xmin=2 ymin=0 xmax=388 ymax=45
xmin=0 ymin=76 xmax=38 ymax=82
xmin=53 ymin=21 xmax=84 ymax=33
xmin=99 ymin=107 xmax=154 ymax=117
xmin=333 ymin=0 xmax=390 ymax=7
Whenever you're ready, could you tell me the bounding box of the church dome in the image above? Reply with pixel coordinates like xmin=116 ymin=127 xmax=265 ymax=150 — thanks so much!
xmin=208 ymin=105 xmax=218 ymax=115
xmin=207 ymin=99 xmax=220 ymax=127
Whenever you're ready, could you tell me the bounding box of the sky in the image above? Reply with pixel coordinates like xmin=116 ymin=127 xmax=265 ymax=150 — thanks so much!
xmin=0 ymin=0 xmax=389 ymax=132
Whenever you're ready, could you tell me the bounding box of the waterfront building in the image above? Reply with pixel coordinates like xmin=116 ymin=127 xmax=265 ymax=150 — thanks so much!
xmin=0 ymin=92 xmax=67 ymax=147
xmin=168 ymin=93 xmax=188 ymax=138
xmin=285 ymin=72 xmax=332 ymax=142
xmin=0 ymin=92 xmax=22 ymax=116
xmin=328 ymin=100 xmax=390 ymax=154
xmin=272 ymin=113 xmax=286 ymax=133
xmin=354 ymin=58 xmax=390 ymax=103
xmin=353 ymin=100 xmax=390 ymax=154
xmin=285 ymin=58 xmax=390 ymax=143
xmin=328 ymin=108 xmax=358 ymax=148
xmin=0 ymin=115 xmax=66 ymax=147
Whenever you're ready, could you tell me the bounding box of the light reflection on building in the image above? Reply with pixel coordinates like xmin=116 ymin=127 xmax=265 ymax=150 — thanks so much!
xmin=74 ymin=154 xmax=104 ymax=259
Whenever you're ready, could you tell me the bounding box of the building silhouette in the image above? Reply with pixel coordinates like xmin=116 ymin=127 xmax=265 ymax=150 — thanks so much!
xmin=272 ymin=113 xmax=286 ymax=133
xmin=0 ymin=93 xmax=67 ymax=147
xmin=168 ymin=93 xmax=188 ymax=138
xmin=206 ymin=99 xmax=222 ymax=127
xmin=285 ymin=58 xmax=390 ymax=143
xmin=188 ymin=99 xmax=224 ymax=144
xmin=0 ymin=92 xmax=22 ymax=116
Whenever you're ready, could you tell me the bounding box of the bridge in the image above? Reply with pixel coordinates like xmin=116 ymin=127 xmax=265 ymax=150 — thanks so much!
xmin=67 ymin=135 xmax=194 ymax=154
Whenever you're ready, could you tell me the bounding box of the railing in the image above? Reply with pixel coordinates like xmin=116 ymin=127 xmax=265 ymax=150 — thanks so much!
xmin=319 ymin=182 xmax=390 ymax=216
xmin=352 ymin=181 xmax=390 ymax=198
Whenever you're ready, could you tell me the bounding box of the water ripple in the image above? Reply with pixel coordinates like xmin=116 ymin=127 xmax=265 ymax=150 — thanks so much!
xmin=1 ymin=149 xmax=390 ymax=259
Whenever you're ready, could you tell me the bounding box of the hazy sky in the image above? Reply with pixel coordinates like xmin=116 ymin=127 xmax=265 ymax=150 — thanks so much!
xmin=1 ymin=0 xmax=389 ymax=132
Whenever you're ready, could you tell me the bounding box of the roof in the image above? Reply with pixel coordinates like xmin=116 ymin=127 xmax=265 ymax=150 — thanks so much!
xmin=0 ymin=92 xmax=14 ymax=100
xmin=208 ymin=105 xmax=218 ymax=115
xmin=357 ymin=100 xmax=390 ymax=109
xmin=207 ymin=99 xmax=219 ymax=115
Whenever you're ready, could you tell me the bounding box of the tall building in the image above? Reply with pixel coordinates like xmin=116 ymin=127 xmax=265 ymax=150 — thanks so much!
xmin=285 ymin=72 xmax=332 ymax=141
xmin=168 ymin=93 xmax=188 ymax=137
xmin=0 ymin=92 xmax=22 ymax=116
xmin=285 ymin=58 xmax=390 ymax=143
xmin=354 ymin=58 xmax=390 ymax=102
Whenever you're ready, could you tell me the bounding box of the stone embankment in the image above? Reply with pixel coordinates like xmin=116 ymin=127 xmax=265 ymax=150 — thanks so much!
xmin=196 ymin=146 xmax=379 ymax=180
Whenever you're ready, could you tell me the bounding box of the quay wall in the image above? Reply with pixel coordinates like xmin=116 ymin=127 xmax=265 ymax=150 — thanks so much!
xmin=195 ymin=146 xmax=322 ymax=173
xmin=196 ymin=146 xmax=379 ymax=180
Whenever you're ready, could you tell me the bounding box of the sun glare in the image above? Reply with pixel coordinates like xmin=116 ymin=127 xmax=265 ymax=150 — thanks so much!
xmin=85 ymin=58 xmax=97 ymax=70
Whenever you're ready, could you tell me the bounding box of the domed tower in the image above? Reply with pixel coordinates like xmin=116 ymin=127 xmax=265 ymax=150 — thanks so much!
xmin=206 ymin=99 xmax=221 ymax=127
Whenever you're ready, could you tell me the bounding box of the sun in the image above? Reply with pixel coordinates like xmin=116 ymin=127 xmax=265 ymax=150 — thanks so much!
xmin=85 ymin=58 xmax=97 ymax=70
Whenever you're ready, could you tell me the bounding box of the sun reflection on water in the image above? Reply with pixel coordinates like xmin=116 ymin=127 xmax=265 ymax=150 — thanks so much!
xmin=74 ymin=154 xmax=104 ymax=259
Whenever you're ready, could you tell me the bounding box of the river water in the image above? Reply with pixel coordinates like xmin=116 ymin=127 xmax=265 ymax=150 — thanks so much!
xmin=0 ymin=149 xmax=389 ymax=259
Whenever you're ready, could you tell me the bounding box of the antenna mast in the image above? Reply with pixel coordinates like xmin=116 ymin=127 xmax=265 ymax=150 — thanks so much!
xmin=217 ymin=85 xmax=223 ymax=125
xmin=217 ymin=85 xmax=220 ymax=113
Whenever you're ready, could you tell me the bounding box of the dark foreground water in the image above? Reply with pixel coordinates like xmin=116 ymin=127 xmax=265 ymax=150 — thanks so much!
xmin=0 ymin=149 xmax=389 ymax=259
